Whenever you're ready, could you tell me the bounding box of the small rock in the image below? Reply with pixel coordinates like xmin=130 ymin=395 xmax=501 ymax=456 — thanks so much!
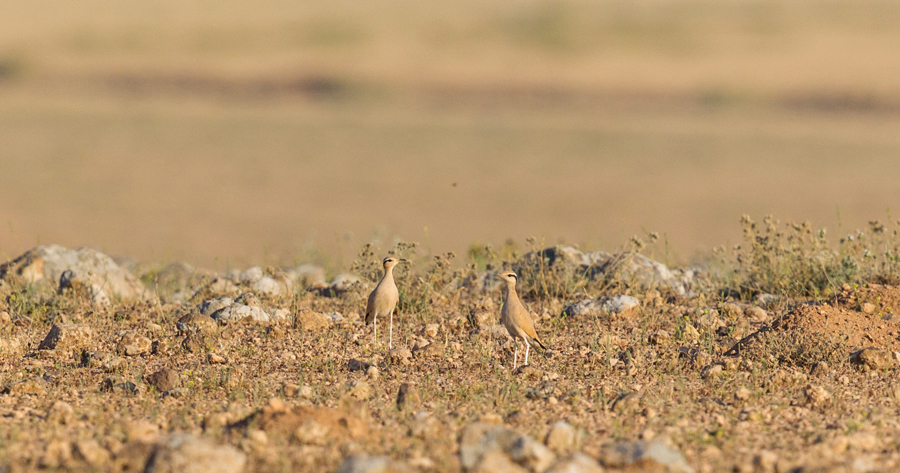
xmin=648 ymin=330 xmax=670 ymax=346
xmin=545 ymin=421 xmax=578 ymax=454
xmin=701 ymin=364 xmax=723 ymax=379
xmin=148 ymin=368 xmax=180 ymax=392
xmin=336 ymin=454 xmax=414 ymax=473
xmin=471 ymin=450 xmax=529 ymax=473
xmin=285 ymin=264 xmax=326 ymax=287
xmin=861 ymin=302 xmax=876 ymax=314
xmin=3 ymin=376 xmax=48 ymax=395
xmin=413 ymin=341 xmax=445 ymax=359
xmin=252 ymin=275 xmax=287 ymax=296
xmin=182 ymin=334 xmax=216 ymax=353
xmin=811 ymin=361 xmax=829 ymax=376
xmin=600 ymin=440 xmax=694 ymax=473
xmin=544 ymin=453 xmax=605 ymax=473
xmin=397 ymin=383 xmax=421 ymax=411
xmin=208 ymin=353 xmax=227 ymax=364
xmin=237 ymin=267 xmax=264 ymax=284
xmin=366 ymin=366 xmax=379 ymax=380
xmin=212 ymin=304 xmax=271 ymax=324
xmin=388 ymin=347 xmax=413 ymax=365
xmin=117 ymin=331 xmax=152 ymax=356
xmin=852 ymin=348 xmax=894 ymax=371
xmin=421 ymin=324 xmax=440 ymax=338
xmin=744 ymin=307 xmax=768 ymax=323
xmin=100 ymin=377 xmax=139 ymax=394
xmin=602 ymin=295 xmax=640 ymax=314
xmin=146 ymin=322 xmax=164 ymax=334
xmin=735 ymin=387 xmax=751 ymax=401
xmin=176 ymin=313 xmax=219 ymax=335
xmin=197 ymin=297 xmax=234 ymax=317
xmin=346 ymin=380 xmax=371 ymax=401
xmin=0 ymin=310 xmax=10 ymax=325
xmin=330 ymin=274 xmax=362 ymax=293
xmin=348 ymin=359 xmax=372 ymax=371
xmin=683 ymin=325 xmax=700 ymax=340
xmin=295 ymin=310 xmax=332 ymax=331
xmin=39 ymin=324 xmax=93 ymax=351
xmin=145 ymin=433 xmax=247 ymax=473
xmin=102 ymin=356 xmax=126 ymax=372
xmin=804 ymin=384 xmax=831 ymax=406
xmin=460 ymin=423 xmax=557 ymax=473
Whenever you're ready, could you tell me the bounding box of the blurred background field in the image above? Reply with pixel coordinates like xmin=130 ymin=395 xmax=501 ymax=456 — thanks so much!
xmin=1 ymin=0 xmax=899 ymax=270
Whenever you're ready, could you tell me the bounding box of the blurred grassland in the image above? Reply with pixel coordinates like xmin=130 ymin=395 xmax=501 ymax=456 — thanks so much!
xmin=1 ymin=0 xmax=900 ymax=270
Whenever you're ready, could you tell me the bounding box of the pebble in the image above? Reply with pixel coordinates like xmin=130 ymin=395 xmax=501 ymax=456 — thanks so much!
xmin=38 ymin=324 xmax=94 ymax=351
xmin=345 ymin=380 xmax=371 ymax=401
xmin=145 ymin=433 xmax=247 ymax=473
xmin=117 ymin=332 xmax=152 ymax=356
xmin=599 ymin=439 xmax=694 ymax=473
xmin=545 ymin=421 xmax=578 ymax=453
xmin=207 ymin=353 xmax=227 ymax=364
xmin=148 ymin=368 xmax=180 ymax=392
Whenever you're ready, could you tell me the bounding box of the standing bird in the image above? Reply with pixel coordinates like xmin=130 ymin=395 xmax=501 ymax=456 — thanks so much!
xmin=498 ymin=271 xmax=547 ymax=369
xmin=365 ymin=256 xmax=407 ymax=349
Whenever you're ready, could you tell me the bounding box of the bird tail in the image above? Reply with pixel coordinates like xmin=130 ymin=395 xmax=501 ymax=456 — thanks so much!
xmin=364 ymin=311 xmax=374 ymax=326
xmin=530 ymin=336 xmax=547 ymax=351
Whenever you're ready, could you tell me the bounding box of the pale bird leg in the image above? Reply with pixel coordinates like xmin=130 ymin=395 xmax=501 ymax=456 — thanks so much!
xmin=374 ymin=315 xmax=378 ymax=346
xmin=513 ymin=340 xmax=518 ymax=370
xmin=389 ymin=309 xmax=394 ymax=350
xmin=525 ymin=339 xmax=530 ymax=366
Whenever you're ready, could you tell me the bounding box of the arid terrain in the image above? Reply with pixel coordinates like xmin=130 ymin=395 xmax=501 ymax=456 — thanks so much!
xmin=3 ymin=2 xmax=900 ymax=471
xmin=2 ymin=219 xmax=900 ymax=472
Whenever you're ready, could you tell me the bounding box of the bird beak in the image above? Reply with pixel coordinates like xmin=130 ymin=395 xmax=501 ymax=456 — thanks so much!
xmin=399 ymin=259 xmax=409 ymax=263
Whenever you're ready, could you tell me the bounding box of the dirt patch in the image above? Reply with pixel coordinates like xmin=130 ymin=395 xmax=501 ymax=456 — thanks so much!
xmin=728 ymin=284 xmax=900 ymax=366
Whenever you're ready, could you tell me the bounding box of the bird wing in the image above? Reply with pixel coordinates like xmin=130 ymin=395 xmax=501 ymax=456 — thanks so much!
xmin=364 ymin=290 xmax=377 ymax=325
xmin=515 ymin=300 xmax=547 ymax=349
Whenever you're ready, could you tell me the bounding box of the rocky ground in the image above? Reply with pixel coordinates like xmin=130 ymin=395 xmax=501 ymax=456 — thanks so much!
xmin=1 ymin=244 xmax=900 ymax=473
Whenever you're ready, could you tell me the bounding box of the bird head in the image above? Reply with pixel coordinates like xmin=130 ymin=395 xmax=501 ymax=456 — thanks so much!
xmin=382 ymin=256 xmax=408 ymax=270
xmin=497 ymin=271 xmax=518 ymax=287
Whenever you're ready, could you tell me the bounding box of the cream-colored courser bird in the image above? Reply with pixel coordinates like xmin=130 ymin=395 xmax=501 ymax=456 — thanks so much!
xmin=498 ymin=271 xmax=547 ymax=369
xmin=365 ymin=256 xmax=407 ymax=349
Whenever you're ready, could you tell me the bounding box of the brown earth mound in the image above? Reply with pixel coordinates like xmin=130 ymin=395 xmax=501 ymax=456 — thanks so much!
xmin=728 ymin=284 xmax=900 ymax=365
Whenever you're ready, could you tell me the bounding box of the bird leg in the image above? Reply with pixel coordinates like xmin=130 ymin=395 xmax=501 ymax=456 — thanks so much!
xmin=374 ymin=315 xmax=378 ymax=347
xmin=513 ymin=340 xmax=518 ymax=370
xmin=389 ymin=309 xmax=394 ymax=350
xmin=525 ymin=339 xmax=530 ymax=366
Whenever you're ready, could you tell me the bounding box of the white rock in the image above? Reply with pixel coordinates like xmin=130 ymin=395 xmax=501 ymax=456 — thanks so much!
xmin=252 ymin=276 xmax=283 ymax=296
xmin=0 ymin=245 xmax=145 ymax=300
xmin=145 ymin=433 xmax=246 ymax=473
xmin=238 ymin=266 xmax=263 ymax=284
xmin=211 ymin=304 xmax=271 ymax=324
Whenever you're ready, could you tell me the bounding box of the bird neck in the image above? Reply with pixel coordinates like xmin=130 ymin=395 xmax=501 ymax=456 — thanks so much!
xmin=505 ymin=284 xmax=518 ymax=302
xmin=382 ymin=265 xmax=396 ymax=283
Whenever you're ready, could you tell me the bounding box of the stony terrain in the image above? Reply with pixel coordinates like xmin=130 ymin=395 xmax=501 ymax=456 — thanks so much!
xmin=2 ymin=243 xmax=900 ymax=473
